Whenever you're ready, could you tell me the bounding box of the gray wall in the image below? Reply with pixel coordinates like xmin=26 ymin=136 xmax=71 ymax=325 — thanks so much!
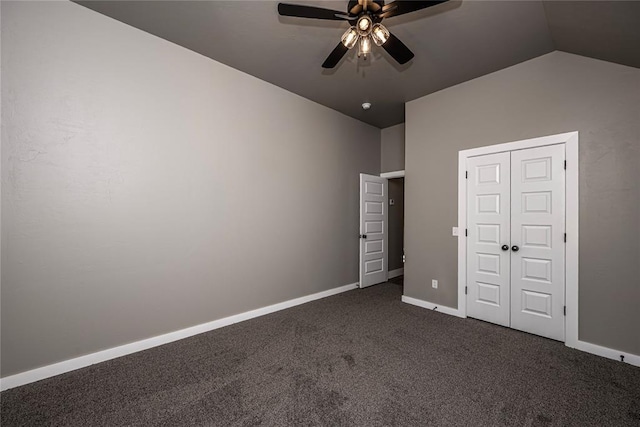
xmin=1 ymin=1 xmax=380 ymax=377
xmin=405 ymin=51 xmax=640 ymax=355
xmin=388 ymin=178 xmax=405 ymax=272
xmin=381 ymin=124 xmax=405 ymax=173
xmin=382 ymin=124 xmax=406 ymax=272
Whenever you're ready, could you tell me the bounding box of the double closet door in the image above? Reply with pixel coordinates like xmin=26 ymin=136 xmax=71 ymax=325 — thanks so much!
xmin=466 ymin=144 xmax=565 ymax=341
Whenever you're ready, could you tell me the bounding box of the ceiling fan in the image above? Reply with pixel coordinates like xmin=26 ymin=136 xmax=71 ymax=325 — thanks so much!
xmin=278 ymin=0 xmax=448 ymax=68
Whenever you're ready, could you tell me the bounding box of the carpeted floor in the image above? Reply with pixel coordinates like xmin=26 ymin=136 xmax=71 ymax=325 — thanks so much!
xmin=2 ymin=281 xmax=639 ymax=426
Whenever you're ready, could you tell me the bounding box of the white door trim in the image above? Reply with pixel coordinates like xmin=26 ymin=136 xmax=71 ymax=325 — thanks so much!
xmin=457 ymin=131 xmax=579 ymax=347
xmin=380 ymin=170 xmax=405 ymax=179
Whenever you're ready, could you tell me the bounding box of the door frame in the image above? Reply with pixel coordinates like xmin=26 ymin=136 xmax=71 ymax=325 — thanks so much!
xmin=381 ymin=171 xmax=405 ymax=280
xmin=457 ymin=131 xmax=579 ymax=347
xmin=380 ymin=170 xmax=405 ymax=179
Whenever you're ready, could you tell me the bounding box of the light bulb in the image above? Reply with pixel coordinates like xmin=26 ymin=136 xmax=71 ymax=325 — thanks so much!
xmin=356 ymin=15 xmax=372 ymax=36
xmin=371 ymin=23 xmax=390 ymax=46
xmin=341 ymin=26 xmax=359 ymax=49
xmin=358 ymin=36 xmax=372 ymax=59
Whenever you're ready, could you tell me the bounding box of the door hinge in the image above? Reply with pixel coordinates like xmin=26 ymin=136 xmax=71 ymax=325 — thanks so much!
xmin=564 ymin=233 xmax=567 ymax=243
xmin=563 ymin=305 xmax=566 ymax=316
xmin=465 ymin=286 xmax=468 ymax=295
xmin=465 ymin=229 xmax=468 ymax=237
xmin=465 ymin=171 xmax=468 ymax=179
xmin=564 ymin=160 xmax=567 ymax=170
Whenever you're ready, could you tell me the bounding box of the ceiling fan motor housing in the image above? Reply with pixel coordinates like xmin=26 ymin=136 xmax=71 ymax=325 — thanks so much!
xmin=348 ymin=0 xmax=385 ymax=16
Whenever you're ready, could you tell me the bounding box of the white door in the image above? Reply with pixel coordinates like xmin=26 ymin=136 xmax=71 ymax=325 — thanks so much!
xmin=465 ymin=145 xmax=566 ymax=341
xmin=510 ymin=144 xmax=565 ymax=341
xmin=466 ymin=152 xmax=511 ymax=326
xmin=359 ymin=173 xmax=388 ymax=288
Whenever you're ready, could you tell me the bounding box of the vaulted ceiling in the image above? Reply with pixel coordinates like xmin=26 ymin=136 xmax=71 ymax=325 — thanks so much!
xmin=77 ymin=1 xmax=640 ymax=128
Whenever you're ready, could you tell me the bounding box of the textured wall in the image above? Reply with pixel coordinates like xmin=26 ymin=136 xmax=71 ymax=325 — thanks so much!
xmin=404 ymin=51 xmax=640 ymax=355
xmin=1 ymin=1 xmax=380 ymax=376
xmin=381 ymin=124 xmax=405 ymax=173
xmin=381 ymin=124 xmax=406 ymax=273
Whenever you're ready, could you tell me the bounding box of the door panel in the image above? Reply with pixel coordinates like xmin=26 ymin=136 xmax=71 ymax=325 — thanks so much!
xmin=510 ymin=144 xmax=565 ymax=341
xmin=466 ymin=153 xmax=511 ymax=326
xmin=360 ymin=174 xmax=388 ymax=288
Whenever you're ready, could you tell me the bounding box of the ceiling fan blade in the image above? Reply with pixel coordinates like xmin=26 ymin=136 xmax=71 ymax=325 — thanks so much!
xmin=322 ymin=43 xmax=349 ymax=68
xmin=381 ymin=32 xmax=414 ymax=65
xmin=378 ymin=0 xmax=448 ymax=19
xmin=368 ymin=1 xmax=382 ymax=12
xmin=334 ymin=13 xmax=357 ymax=20
xmin=278 ymin=3 xmax=348 ymax=20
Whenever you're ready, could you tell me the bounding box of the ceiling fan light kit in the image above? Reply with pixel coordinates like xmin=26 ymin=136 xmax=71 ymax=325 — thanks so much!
xmin=345 ymin=17 xmax=389 ymax=59
xmin=278 ymin=0 xmax=449 ymax=68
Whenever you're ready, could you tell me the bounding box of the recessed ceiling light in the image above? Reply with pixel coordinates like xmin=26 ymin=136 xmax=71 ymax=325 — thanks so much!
xmin=362 ymin=102 xmax=372 ymax=110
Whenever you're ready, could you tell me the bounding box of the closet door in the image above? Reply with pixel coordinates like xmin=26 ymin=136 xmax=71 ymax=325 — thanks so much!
xmin=510 ymin=144 xmax=565 ymax=341
xmin=466 ymin=152 xmax=511 ymax=327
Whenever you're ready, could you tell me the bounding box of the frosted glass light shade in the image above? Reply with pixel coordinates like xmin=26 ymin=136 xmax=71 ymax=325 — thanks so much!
xmin=356 ymin=15 xmax=372 ymax=36
xmin=371 ymin=23 xmax=390 ymax=46
xmin=341 ymin=27 xmax=359 ymax=49
xmin=359 ymin=35 xmax=372 ymax=58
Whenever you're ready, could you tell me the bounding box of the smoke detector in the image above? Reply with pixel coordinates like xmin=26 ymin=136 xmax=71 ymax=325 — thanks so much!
xmin=362 ymin=102 xmax=372 ymax=110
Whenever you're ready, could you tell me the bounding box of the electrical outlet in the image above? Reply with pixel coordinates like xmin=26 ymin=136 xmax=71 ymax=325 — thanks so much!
xmin=432 ymin=279 xmax=438 ymax=289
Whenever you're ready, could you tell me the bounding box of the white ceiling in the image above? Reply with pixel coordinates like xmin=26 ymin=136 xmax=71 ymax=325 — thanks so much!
xmin=76 ymin=1 xmax=640 ymax=129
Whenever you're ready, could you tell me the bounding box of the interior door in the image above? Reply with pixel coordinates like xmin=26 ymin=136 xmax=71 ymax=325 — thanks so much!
xmin=359 ymin=173 xmax=388 ymax=288
xmin=466 ymin=153 xmax=511 ymax=326
xmin=510 ymin=144 xmax=565 ymax=341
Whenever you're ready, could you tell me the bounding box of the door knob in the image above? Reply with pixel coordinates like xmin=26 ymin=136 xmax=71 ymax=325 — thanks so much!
xmin=511 ymin=245 xmax=519 ymax=252
xmin=360 ymin=234 xmax=367 ymax=239
xmin=501 ymin=245 xmax=509 ymax=251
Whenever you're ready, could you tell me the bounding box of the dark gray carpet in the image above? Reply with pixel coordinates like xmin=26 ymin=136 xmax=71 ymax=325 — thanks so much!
xmin=2 ymin=282 xmax=639 ymax=426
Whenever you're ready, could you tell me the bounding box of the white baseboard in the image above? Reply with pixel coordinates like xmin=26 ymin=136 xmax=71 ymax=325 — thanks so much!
xmin=401 ymin=295 xmax=466 ymax=318
xmin=401 ymin=295 xmax=640 ymax=368
xmin=569 ymin=340 xmax=640 ymax=368
xmin=0 ymin=282 xmax=359 ymax=391
xmin=388 ymin=268 xmax=404 ymax=279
